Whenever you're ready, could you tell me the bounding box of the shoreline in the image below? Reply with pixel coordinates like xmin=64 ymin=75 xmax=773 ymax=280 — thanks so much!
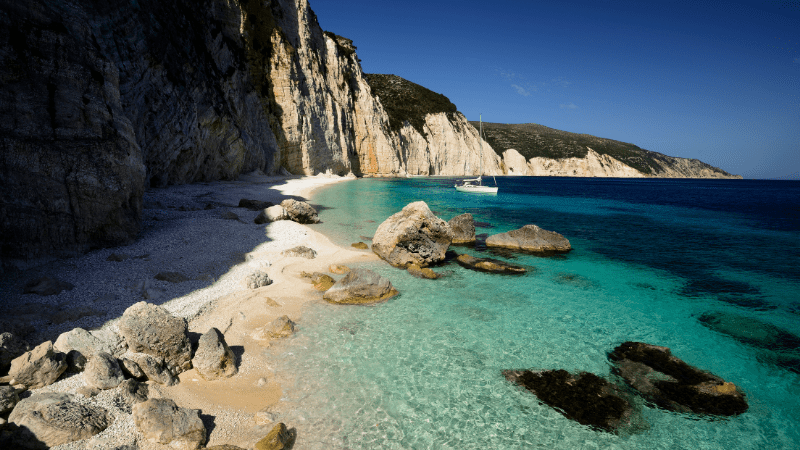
xmin=0 ymin=173 xmax=380 ymax=449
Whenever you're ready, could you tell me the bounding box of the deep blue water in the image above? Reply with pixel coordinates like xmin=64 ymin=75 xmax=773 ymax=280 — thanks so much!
xmin=269 ymin=177 xmax=800 ymax=449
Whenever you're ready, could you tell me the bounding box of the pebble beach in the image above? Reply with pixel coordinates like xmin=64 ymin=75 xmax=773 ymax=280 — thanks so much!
xmin=0 ymin=172 xmax=378 ymax=449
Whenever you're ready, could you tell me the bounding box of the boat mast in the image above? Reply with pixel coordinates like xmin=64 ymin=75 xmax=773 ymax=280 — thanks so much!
xmin=479 ymin=114 xmax=483 ymax=185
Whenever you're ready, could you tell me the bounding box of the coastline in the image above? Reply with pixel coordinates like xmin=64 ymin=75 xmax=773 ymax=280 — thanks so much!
xmin=0 ymin=173 xmax=378 ymax=449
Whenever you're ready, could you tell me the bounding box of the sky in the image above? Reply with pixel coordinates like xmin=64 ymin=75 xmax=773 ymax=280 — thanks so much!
xmin=309 ymin=0 xmax=799 ymax=179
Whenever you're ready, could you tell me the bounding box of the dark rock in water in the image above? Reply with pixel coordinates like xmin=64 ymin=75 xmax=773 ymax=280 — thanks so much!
xmin=503 ymin=369 xmax=634 ymax=432
xmin=23 ymin=277 xmax=74 ymax=296
xmin=486 ymin=224 xmax=571 ymax=254
xmin=238 ymin=199 xmax=273 ymax=211
xmin=448 ymin=213 xmax=476 ymax=245
xmin=455 ymin=254 xmax=526 ymax=275
xmin=698 ymin=312 xmax=800 ymax=374
xmin=608 ymin=341 xmax=748 ymax=416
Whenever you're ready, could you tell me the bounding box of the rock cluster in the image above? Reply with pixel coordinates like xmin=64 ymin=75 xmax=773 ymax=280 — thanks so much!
xmin=505 ymin=341 xmax=748 ymax=433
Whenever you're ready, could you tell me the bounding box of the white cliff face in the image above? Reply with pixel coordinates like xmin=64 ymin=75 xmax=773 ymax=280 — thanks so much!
xmin=267 ymin=0 xmax=402 ymax=176
xmin=502 ymin=149 xmax=529 ymax=175
xmin=399 ymin=113 xmax=502 ymax=176
xmin=525 ymin=148 xmax=645 ymax=177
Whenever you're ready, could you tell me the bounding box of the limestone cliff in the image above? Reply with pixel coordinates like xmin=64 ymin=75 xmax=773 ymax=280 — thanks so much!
xmin=480 ymin=122 xmax=741 ymax=179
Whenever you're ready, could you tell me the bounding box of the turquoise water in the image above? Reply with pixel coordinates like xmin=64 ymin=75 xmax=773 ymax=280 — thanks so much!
xmin=269 ymin=177 xmax=800 ymax=449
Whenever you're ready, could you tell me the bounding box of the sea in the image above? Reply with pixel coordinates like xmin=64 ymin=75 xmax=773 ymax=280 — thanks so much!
xmin=266 ymin=177 xmax=800 ymax=449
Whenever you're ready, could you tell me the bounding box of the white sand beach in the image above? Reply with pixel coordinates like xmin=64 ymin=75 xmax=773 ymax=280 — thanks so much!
xmin=0 ymin=173 xmax=381 ymax=449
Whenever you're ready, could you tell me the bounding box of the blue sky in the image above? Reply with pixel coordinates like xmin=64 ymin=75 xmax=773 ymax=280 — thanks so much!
xmin=309 ymin=0 xmax=799 ymax=179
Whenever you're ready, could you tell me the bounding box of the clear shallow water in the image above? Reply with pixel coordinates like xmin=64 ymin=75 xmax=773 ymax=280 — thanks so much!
xmin=270 ymin=177 xmax=800 ymax=449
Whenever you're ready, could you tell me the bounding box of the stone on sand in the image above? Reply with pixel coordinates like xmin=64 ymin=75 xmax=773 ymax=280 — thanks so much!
xmin=118 ymin=302 xmax=193 ymax=374
xmin=192 ymin=328 xmax=237 ymax=381
xmin=8 ymin=392 xmax=111 ymax=449
xmin=133 ymin=398 xmax=206 ymax=450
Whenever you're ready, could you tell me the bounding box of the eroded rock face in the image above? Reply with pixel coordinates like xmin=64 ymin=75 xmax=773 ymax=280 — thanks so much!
xmin=118 ymin=302 xmax=192 ymax=374
xmin=503 ymin=369 xmax=634 ymax=432
xmin=372 ymin=201 xmax=453 ymax=268
xmin=8 ymin=392 xmax=111 ymax=449
xmin=323 ymin=268 xmax=399 ymax=305
xmin=486 ymin=224 xmax=571 ymax=253
xmin=192 ymin=328 xmax=237 ymax=381
xmin=448 ymin=213 xmax=476 ymax=245
xmin=133 ymin=398 xmax=206 ymax=450
xmin=608 ymin=341 xmax=748 ymax=416
xmin=8 ymin=341 xmax=67 ymax=389
xmin=280 ymin=199 xmax=319 ymax=224
xmin=455 ymin=254 xmax=526 ymax=275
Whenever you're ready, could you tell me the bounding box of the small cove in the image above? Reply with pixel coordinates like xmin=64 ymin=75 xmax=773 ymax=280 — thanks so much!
xmin=270 ymin=177 xmax=800 ymax=449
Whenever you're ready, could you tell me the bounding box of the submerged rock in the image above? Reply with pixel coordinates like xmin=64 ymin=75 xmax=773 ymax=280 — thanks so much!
xmin=455 ymin=254 xmax=526 ymax=274
xmin=372 ymin=201 xmax=453 ymax=268
xmin=323 ymin=268 xmax=399 ymax=305
xmin=486 ymin=224 xmax=571 ymax=253
xmin=407 ymin=264 xmax=441 ymax=279
xmin=351 ymin=242 xmax=369 ymax=249
xmin=698 ymin=311 xmax=800 ymax=374
xmin=608 ymin=341 xmax=748 ymax=416
xmin=503 ymin=369 xmax=634 ymax=432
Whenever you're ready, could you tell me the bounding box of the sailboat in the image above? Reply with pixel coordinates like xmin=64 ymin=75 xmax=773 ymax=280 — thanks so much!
xmin=455 ymin=114 xmax=498 ymax=194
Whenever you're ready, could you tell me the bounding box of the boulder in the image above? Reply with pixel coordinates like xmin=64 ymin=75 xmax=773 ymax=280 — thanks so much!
xmin=118 ymin=302 xmax=192 ymax=374
xmin=54 ymin=328 xmax=119 ymax=365
xmin=83 ymin=352 xmax=125 ymax=390
xmin=0 ymin=332 xmax=30 ymax=375
xmin=448 ymin=213 xmax=476 ymax=244
xmin=503 ymin=369 xmax=634 ymax=432
xmin=155 ymin=271 xmax=190 ymax=283
xmin=608 ymin=341 xmax=748 ymax=416
xmin=124 ymin=352 xmax=178 ymax=386
xmin=133 ymin=398 xmax=206 ymax=450
xmin=239 ymin=199 xmax=273 ymax=211
xmin=0 ymin=385 xmax=19 ymax=414
xmin=280 ymin=199 xmax=319 ymax=224
xmin=486 ymin=224 xmax=571 ymax=253
xmin=407 ymin=264 xmax=441 ymax=279
xmin=22 ymin=277 xmax=74 ymax=296
xmin=255 ymin=205 xmax=290 ymax=224
xmin=7 ymin=341 xmax=67 ymax=389
xmin=455 ymin=254 xmax=527 ymax=275
xmin=255 ymin=422 xmax=296 ymax=450
xmin=253 ymin=316 xmax=297 ymax=340
xmin=8 ymin=392 xmax=112 ymax=449
xmin=246 ymin=271 xmax=273 ymax=289
xmin=372 ymin=201 xmax=453 ymax=268
xmin=281 ymin=246 xmax=317 ymax=259
xmin=192 ymin=328 xmax=237 ymax=381
xmin=322 ymin=268 xmax=399 ymax=305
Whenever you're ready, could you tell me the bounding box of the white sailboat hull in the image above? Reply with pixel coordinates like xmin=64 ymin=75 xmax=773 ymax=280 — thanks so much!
xmin=454 ymin=183 xmax=498 ymax=194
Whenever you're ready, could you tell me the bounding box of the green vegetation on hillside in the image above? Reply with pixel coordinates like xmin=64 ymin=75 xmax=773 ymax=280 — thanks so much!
xmin=365 ymin=74 xmax=457 ymax=135
xmin=474 ymin=122 xmax=727 ymax=175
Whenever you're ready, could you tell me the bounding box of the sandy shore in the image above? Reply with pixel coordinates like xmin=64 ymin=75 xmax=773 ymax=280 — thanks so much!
xmin=0 ymin=172 xmax=381 ymax=449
